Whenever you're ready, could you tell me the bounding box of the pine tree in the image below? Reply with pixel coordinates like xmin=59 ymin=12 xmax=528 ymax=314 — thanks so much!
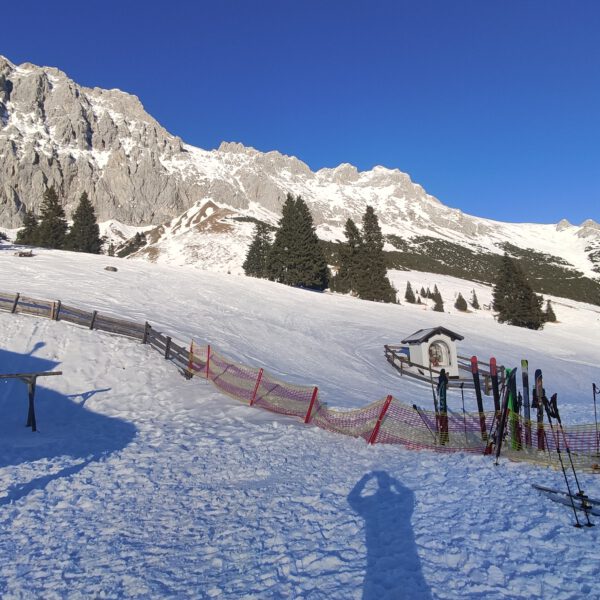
xmin=433 ymin=291 xmax=445 ymax=312
xmin=470 ymin=289 xmax=480 ymax=310
xmin=420 ymin=286 xmax=426 ymax=297
xmin=65 ymin=192 xmax=103 ymax=253
xmin=405 ymin=281 xmax=416 ymax=303
xmin=243 ymin=222 xmax=272 ymax=278
xmin=355 ymin=206 xmax=396 ymax=303
xmin=268 ymin=194 xmax=329 ymax=291
xmin=15 ymin=209 xmax=39 ymax=245
xmin=492 ymin=253 xmax=544 ymax=329
xmin=333 ymin=218 xmax=363 ymax=294
xmin=454 ymin=292 xmax=468 ymax=311
xmin=36 ymin=187 xmax=68 ymax=249
xmin=544 ymin=299 xmax=557 ymax=323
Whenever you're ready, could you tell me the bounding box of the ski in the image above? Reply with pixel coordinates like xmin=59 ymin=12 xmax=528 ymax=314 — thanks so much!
xmin=533 ymin=484 xmax=600 ymax=517
xmin=533 ymin=368 xmax=545 ymax=451
xmin=493 ymin=367 xmax=517 ymax=462
xmin=490 ymin=357 xmax=501 ymax=413
xmin=521 ymin=359 xmax=532 ymax=448
xmin=533 ymin=484 xmax=600 ymax=507
xmin=471 ymin=356 xmax=487 ymax=441
xmin=508 ymin=371 xmax=521 ymax=449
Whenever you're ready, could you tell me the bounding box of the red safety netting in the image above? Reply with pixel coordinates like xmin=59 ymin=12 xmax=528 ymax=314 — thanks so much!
xmin=376 ymin=403 xmax=492 ymax=454
xmin=208 ymin=349 xmax=262 ymax=404
xmin=187 ymin=343 xmax=600 ymax=470
xmin=311 ymin=398 xmax=386 ymax=441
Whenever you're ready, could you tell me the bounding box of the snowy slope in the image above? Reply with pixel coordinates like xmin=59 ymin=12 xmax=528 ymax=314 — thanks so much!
xmin=1 ymin=244 xmax=600 ymax=598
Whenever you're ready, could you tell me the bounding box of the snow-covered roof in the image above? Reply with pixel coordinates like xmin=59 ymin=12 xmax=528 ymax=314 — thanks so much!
xmin=401 ymin=326 xmax=464 ymax=344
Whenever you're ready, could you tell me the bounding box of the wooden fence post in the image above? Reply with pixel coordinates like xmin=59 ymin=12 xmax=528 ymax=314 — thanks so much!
xmin=142 ymin=322 xmax=151 ymax=344
xmin=165 ymin=336 xmax=172 ymax=359
xmin=304 ymin=387 xmax=319 ymax=424
xmin=368 ymin=395 xmax=393 ymax=445
xmin=51 ymin=300 xmax=61 ymax=321
xmin=26 ymin=377 xmax=37 ymax=432
xmin=205 ymin=345 xmax=211 ymax=380
xmin=11 ymin=293 xmax=20 ymax=313
xmin=89 ymin=310 xmax=98 ymax=330
xmin=187 ymin=340 xmax=195 ymax=376
xmin=250 ymin=368 xmax=264 ymax=406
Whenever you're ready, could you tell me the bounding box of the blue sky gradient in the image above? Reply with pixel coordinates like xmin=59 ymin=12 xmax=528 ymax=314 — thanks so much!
xmin=3 ymin=1 xmax=599 ymax=223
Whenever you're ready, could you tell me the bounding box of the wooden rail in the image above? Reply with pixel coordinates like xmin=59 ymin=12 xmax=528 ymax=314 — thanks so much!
xmin=0 ymin=290 xmax=192 ymax=377
xmin=384 ymin=344 xmax=493 ymax=393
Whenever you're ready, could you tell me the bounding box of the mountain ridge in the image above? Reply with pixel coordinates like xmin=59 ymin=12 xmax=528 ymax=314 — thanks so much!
xmin=0 ymin=54 xmax=599 ymax=302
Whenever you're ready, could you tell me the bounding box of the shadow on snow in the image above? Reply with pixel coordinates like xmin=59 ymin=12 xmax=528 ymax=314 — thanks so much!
xmin=0 ymin=343 xmax=136 ymax=505
xmin=348 ymin=471 xmax=432 ymax=600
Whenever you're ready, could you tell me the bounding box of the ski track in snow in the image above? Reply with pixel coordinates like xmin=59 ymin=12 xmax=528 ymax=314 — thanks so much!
xmin=1 ymin=246 xmax=600 ymax=598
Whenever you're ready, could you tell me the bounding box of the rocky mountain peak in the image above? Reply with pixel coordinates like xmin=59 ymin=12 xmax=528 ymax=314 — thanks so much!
xmin=0 ymin=55 xmax=598 ymax=287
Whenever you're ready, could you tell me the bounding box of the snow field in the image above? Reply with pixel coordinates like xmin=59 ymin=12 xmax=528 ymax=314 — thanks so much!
xmin=1 ymin=245 xmax=600 ymax=598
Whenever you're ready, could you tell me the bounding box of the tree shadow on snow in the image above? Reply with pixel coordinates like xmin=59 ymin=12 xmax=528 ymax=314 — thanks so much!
xmin=0 ymin=345 xmax=136 ymax=505
xmin=348 ymin=471 xmax=432 ymax=600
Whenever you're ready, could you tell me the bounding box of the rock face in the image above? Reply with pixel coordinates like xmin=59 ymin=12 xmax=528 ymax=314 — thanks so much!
xmin=0 ymin=54 xmax=472 ymax=233
xmin=0 ymin=55 xmax=189 ymax=226
xmin=1 ymin=55 xmax=599 ymax=280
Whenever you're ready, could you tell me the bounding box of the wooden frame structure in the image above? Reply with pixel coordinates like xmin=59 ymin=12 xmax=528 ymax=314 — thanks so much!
xmin=0 ymin=371 xmax=63 ymax=432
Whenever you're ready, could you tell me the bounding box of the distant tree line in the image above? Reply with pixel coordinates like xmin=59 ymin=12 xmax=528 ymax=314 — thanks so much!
xmin=16 ymin=187 xmax=103 ymax=254
xmin=404 ymin=282 xmax=446 ymax=312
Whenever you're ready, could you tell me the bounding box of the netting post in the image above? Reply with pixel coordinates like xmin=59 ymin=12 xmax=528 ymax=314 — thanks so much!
xmin=368 ymin=395 xmax=393 ymax=445
xmin=11 ymin=293 xmax=20 ymax=313
xmin=250 ymin=368 xmax=264 ymax=406
xmin=89 ymin=310 xmax=98 ymax=330
xmin=304 ymin=387 xmax=319 ymax=423
xmin=187 ymin=340 xmax=195 ymax=376
xmin=205 ymin=344 xmax=211 ymax=380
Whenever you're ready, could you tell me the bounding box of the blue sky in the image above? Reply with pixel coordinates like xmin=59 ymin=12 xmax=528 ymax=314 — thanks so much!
xmin=3 ymin=1 xmax=599 ymax=223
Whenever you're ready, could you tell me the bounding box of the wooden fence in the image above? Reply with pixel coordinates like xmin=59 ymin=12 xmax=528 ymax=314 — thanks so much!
xmin=4 ymin=289 xmax=600 ymax=471
xmin=0 ymin=290 xmax=191 ymax=376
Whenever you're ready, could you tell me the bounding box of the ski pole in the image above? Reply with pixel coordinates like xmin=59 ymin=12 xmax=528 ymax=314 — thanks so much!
xmin=593 ymin=383 xmax=599 ymax=456
xmin=550 ymin=394 xmax=593 ymax=527
xmin=429 ymin=366 xmax=440 ymax=436
xmin=542 ymin=394 xmax=585 ymax=528
xmin=412 ymin=404 xmax=438 ymax=444
xmin=460 ymin=382 xmax=468 ymax=445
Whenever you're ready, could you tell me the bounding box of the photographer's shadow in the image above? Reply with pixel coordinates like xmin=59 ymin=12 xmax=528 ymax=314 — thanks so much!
xmin=0 ymin=345 xmax=136 ymax=505
xmin=348 ymin=471 xmax=432 ymax=600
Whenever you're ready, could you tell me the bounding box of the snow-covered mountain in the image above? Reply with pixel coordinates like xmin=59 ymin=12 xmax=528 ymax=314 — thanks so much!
xmin=1 ymin=54 xmax=599 ymax=288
